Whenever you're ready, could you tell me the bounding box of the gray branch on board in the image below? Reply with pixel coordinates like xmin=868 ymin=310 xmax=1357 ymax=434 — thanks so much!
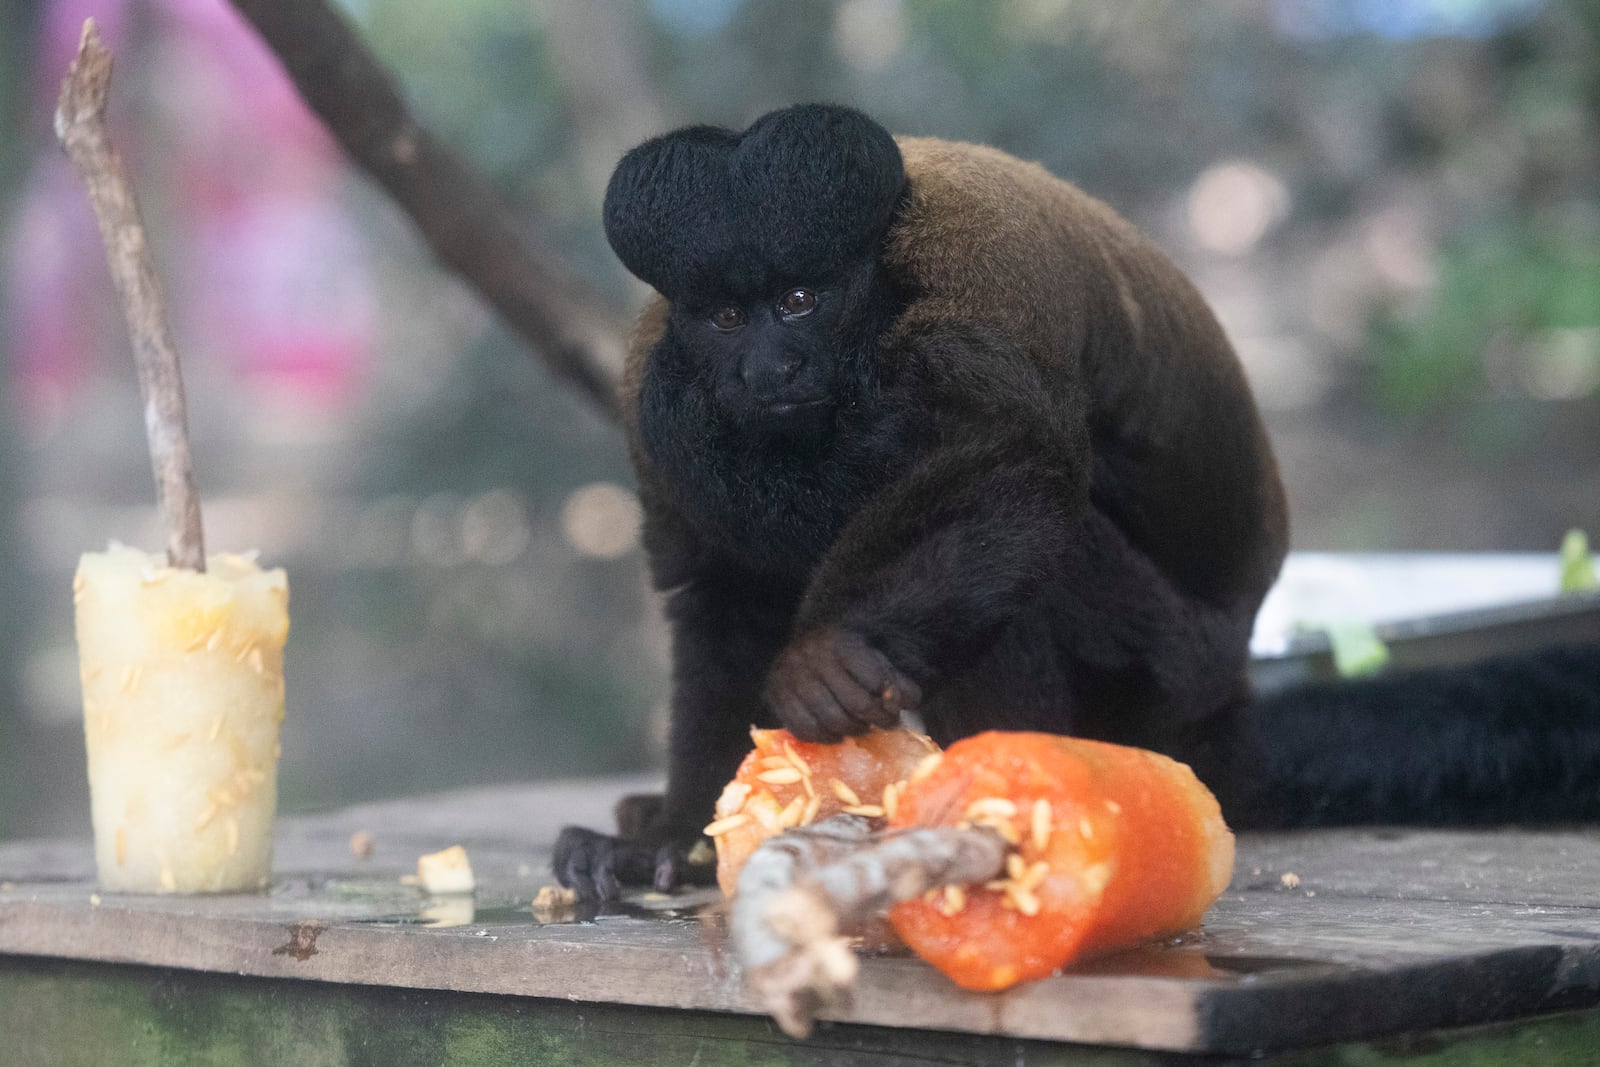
xmin=730 ymin=815 xmax=1009 ymax=1038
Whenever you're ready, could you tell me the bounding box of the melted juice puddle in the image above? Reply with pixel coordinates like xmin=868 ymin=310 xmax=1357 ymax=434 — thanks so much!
xmin=352 ymin=887 xmax=720 ymax=929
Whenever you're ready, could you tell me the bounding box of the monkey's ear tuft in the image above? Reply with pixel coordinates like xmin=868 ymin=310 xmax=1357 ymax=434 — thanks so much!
xmin=734 ymin=104 xmax=904 ymax=269
xmin=603 ymin=105 xmax=904 ymax=302
xmin=603 ymin=124 xmax=742 ymax=300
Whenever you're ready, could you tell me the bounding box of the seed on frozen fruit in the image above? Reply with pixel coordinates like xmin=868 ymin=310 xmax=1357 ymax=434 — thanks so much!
xmin=801 ymin=794 xmax=823 ymax=826
xmin=778 ymin=796 xmax=807 ymax=828
xmin=1031 ymin=799 xmax=1052 ymax=852
xmin=940 ymin=885 xmax=967 ymax=916
xmin=964 ymin=797 xmax=1018 ymax=821
xmin=842 ymin=804 xmax=885 ymax=818
xmin=703 ymin=812 xmax=752 ymax=837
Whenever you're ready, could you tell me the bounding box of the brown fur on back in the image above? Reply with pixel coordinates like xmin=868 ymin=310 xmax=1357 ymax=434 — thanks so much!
xmin=884 ymin=137 xmax=1122 ymax=365
xmin=887 ymin=137 xmax=1287 ymax=607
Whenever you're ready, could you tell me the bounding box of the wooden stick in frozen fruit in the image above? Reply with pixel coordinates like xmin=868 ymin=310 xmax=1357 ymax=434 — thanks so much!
xmin=59 ymin=19 xmax=288 ymax=896
xmin=55 ymin=18 xmax=205 ymax=572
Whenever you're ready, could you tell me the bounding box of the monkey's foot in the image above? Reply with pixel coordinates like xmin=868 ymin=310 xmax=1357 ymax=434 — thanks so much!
xmin=552 ymin=825 xmax=716 ymax=903
xmin=765 ymin=627 xmax=923 ymax=743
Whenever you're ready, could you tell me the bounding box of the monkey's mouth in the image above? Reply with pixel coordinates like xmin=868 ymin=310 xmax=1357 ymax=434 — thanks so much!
xmin=763 ymin=396 xmax=833 ymax=417
xmin=754 ymin=395 xmax=836 ymax=441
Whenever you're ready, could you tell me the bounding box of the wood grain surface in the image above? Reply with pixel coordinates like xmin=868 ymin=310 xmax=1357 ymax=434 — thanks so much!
xmin=4 ymin=778 xmax=1600 ymax=1054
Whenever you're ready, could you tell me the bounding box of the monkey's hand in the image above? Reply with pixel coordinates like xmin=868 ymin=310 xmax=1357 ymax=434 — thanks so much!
xmin=764 ymin=627 xmax=922 ymax=742
xmin=553 ymin=796 xmax=717 ymax=903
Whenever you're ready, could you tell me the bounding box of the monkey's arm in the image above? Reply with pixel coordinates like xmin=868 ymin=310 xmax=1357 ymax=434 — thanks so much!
xmin=555 ymin=555 xmax=795 ymax=899
xmin=768 ymin=325 xmax=1091 ymax=741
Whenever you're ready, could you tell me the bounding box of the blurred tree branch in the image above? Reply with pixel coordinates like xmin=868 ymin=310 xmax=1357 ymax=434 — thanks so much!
xmin=227 ymin=0 xmax=626 ymax=423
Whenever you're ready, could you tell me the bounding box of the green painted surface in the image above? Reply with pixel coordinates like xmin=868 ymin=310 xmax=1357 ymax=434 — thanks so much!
xmin=5 ymin=955 xmax=1600 ymax=1066
xmin=1282 ymin=1010 xmax=1600 ymax=1067
xmin=0 ymin=956 xmax=1178 ymax=1066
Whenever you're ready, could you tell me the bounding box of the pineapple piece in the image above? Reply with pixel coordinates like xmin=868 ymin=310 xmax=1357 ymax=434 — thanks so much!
xmin=416 ymin=845 xmax=476 ymax=895
xmin=75 ymin=543 xmax=289 ymax=893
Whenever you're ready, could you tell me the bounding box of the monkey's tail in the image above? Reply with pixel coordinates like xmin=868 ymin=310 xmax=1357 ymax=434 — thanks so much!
xmin=1194 ymin=643 xmax=1600 ymax=829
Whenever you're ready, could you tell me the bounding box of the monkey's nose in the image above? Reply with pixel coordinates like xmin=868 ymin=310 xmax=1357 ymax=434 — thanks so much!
xmin=740 ymin=350 xmax=803 ymax=398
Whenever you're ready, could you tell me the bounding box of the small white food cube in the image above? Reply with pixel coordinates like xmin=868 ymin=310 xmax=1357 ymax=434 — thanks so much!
xmin=75 ymin=544 xmax=289 ymax=893
xmin=416 ymin=845 xmax=476 ymax=895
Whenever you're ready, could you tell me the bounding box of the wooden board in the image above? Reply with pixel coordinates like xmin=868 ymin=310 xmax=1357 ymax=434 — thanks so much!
xmin=11 ymin=953 xmax=1600 ymax=1067
xmin=5 ymin=779 xmax=1600 ymax=1056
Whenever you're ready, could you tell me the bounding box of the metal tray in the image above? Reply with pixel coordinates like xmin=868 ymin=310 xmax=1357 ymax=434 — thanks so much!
xmin=1246 ymin=553 xmax=1600 ymax=692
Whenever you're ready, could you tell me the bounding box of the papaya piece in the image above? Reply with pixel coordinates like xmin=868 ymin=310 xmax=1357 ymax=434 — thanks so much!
xmin=887 ymin=731 xmax=1234 ymax=991
xmin=705 ymin=726 xmax=939 ymax=897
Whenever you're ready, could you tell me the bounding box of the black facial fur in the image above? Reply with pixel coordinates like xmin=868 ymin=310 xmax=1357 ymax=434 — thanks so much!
xmin=635 ymin=258 xmax=910 ymax=572
xmin=608 ymin=105 xmax=912 ymax=570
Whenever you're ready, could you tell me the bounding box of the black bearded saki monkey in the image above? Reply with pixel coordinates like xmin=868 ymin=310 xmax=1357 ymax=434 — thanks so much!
xmin=554 ymin=104 xmax=1600 ymax=900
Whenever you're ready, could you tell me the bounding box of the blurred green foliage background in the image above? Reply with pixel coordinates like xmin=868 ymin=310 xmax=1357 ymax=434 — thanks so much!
xmin=1 ymin=0 xmax=1596 ymax=837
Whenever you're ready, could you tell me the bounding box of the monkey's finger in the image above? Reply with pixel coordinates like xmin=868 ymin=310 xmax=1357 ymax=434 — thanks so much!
xmin=866 ymin=679 xmax=908 ymax=726
xmin=592 ymin=847 xmax=622 ymax=903
xmin=775 ymin=671 xmax=849 ymax=742
xmin=653 ymin=845 xmax=681 ymax=894
xmin=553 ymin=826 xmax=621 ymax=902
xmin=885 ymin=669 xmax=923 ymax=713
xmin=832 ymin=637 xmax=915 ymax=723
xmin=830 ymin=633 xmax=893 ymax=687
xmin=652 ymin=840 xmax=717 ymax=893
xmin=857 ymin=690 xmax=903 ymax=729
xmin=768 ymin=678 xmax=827 ymax=742
xmin=784 ymin=710 xmax=828 ymax=743
xmin=552 ymin=826 xmax=594 ymax=896
xmin=797 ymin=675 xmax=855 ymax=741
xmin=814 ymin=653 xmax=877 ymax=718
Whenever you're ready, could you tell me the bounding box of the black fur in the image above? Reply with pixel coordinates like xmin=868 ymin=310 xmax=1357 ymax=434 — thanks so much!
xmin=603 ymin=105 xmax=905 ymax=305
xmin=634 ymin=258 xmax=907 ymax=572
xmin=553 ymin=103 xmax=1600 ymax=901
xmin=1199 ymin=644 xmax=1600 ymax=828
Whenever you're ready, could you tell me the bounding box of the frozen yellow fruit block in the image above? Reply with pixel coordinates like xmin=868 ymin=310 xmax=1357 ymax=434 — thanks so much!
xmin=74 ymin=543 xmax=288 ymax=893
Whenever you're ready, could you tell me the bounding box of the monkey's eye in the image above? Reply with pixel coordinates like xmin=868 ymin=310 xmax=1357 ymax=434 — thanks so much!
xmin=709 ymin=306 xmax=746 ymax=331
xmin=779 ymin=289 xmax=817 ymax=317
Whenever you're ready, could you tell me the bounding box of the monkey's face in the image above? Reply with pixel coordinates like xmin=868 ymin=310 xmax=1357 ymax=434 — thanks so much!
xmin=666 ymin=262 xmax=880 ymax=440
xmin=605 ymin=104 xmax=906 ymax=445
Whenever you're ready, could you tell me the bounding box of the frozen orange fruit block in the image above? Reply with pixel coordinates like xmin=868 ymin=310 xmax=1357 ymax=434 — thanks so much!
xmin=888 ymin=731 xmax=1234 ymax=991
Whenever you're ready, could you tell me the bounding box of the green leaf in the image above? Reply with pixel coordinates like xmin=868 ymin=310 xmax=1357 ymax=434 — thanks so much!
xmin=1318 ymin=619 xmax=1391 ymax=678
xmin=1560 ymin=529 xmax=1599 ymax=593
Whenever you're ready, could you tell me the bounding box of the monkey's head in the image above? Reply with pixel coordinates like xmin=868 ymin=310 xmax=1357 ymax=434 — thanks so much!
xmin=604 ymin=104 xmax=904 ymax=440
